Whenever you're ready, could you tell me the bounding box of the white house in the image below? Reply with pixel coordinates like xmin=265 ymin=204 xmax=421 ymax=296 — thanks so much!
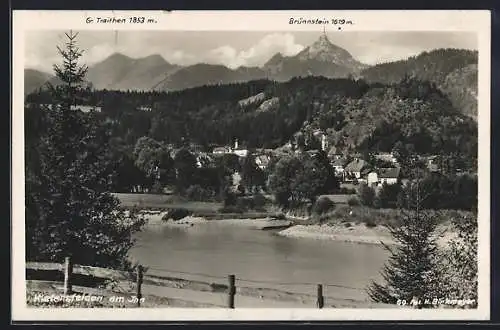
xmin=231 ymin=171 xmax=242 ymax=191
xmin=70 ymin=105 xmax=102 ymax=113
xmin=213 ymin=146 xmax=232 ymax=154
xmin=312 ymin=130 xmax=329 ymax=151
xmin=378 ymin=167 xmax=401 ymax=185
xmin=232 ymin=139 xmax=249 ymax=158
xmin=331 ymin=158 xmax=348 ymax=179
xmin=367 ymin=171 xmax=379 ymax=187
xmin=233 ymin=149 xmax=249 ymax=157
xmin=344 ymin=158 xmax=369 ymax=180
xmin=366 ymin=167 xmax=401 ymax=186
xmin=196 ymin=153 xmax=213 ymax=168
xmin=427 ymin=155 xmax=440 ymax=172
xmin=255 ymin=154 xmax=270 ymax=170
xmin=374 ymin=152 xmax=398 ymax=164
xmin=137 ymin=105 xmax=152 ymax=111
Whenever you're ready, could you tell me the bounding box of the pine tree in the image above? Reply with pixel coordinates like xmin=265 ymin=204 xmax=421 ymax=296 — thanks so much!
xmin=25 ymin=31 xmax=145 ymax=270
xmin=52 ymin=31 xmax=88 ymax=110
xmin=367 ymin=180 xmax=441 ymax=307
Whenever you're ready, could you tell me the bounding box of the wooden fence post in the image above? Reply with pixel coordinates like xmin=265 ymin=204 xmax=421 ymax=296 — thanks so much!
xmin=228 ymin=274 xmax=236 ymax=308
xmin=316 ymin=284 xmax=324 ymax=309
xmin=63 ymin=257 xmax=73 ymax=295
xmin=136 ymin=265 xmax=143 ymax=307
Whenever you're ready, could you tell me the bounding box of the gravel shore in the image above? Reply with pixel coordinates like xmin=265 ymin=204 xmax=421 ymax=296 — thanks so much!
xmin=277 ymin=223 xmax=455 ymax=247
xmin=277 ymin=223 xmax=395 ymax=245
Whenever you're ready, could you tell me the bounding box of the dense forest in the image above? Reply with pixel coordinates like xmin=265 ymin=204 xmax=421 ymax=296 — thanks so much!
xmin=360 ymin=48 xmax=478 ymax=118
xmin=26 ymin=75 xmax=478 ymax=173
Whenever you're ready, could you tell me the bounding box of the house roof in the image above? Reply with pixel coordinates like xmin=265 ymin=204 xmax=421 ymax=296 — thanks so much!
xmin=345 ymin=159 xmax=368 ymax=172
xmin=306 ymin=150 xmax=321 ymax=157
xmin=360 ymin=167 xmax=372 ymax=177
xmin=70 ymin=105 xmax=101 ymax=112
xmin=378 ymin=167 xmax=401 ymax=179
xmin=255 ymin=155 xmax=270 ymax=164
xmin=375 ymin=153 xmax=397 ymax=162
xmin=213 ymin=146 xmax=231 ymax=152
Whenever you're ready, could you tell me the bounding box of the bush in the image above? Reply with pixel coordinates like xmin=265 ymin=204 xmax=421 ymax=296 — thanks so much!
xmin=235 ymin=198 xmax=250 ymax=212
xmin=347 ymin=197 xmax=360 ymax=206
xmin=338 ymin=187 xmax=357 ymax=195
xmin=252 ymin=193 xmax=269 ymax=209
xmin=364 ymin=219 xmax=377 ymax=228
xmin=151 ymin=181 xmax=164 ymax=194
xmin=312 ymin=197 xmax=336 ymax=215
xmin=218 ymin=205 xmax=245 ymax=214
xmin=222 ymin=189 xmax=237 ymax=207
xmin=358 ymin=183 xmax=376 ymax=207
xmin=162 ymin=208 xmax=191 ymax=221
xmin=232 ymin=194 xmax=269 ymax=212
xmin=186 ymin=184 xmax=213 ymax=201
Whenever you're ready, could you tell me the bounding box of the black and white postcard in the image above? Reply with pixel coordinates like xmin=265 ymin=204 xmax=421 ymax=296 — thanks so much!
xmin=11 ymin=10 xmax=491 ymax=321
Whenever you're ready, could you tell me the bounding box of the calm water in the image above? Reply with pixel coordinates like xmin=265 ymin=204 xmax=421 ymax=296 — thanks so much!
xmin=128 ymin=220 xmax=389 ymax=302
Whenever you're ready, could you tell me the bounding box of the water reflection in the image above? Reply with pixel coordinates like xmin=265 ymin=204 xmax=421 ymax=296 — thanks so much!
xmin=129 ymin=221 xmax=388 ymax=301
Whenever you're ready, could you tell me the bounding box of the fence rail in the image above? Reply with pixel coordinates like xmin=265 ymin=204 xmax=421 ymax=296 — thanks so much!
xmin=26 ymin=257 xmax=376 ymax=309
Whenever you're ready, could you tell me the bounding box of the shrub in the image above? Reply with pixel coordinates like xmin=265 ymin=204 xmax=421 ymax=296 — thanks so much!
xmin=222 ymin=189 xmax=237 ymax=207
xmin=151 ymin=181 xmax=164 ymax=194
xmin=358 ymin=183 xmax=375 ymax=207
xmin=338 ymin=187 xmax=357 ymax=195
xmin=312 ymin=197 xmax=336 ymax=215
xmin=347 ymin=197 xmax=360 ymax=206
xmin=218 ymin=205 xmax=245 ymax=214
xmin=186 ymin=184 xmax=213 ymax=201
xmin=274 ymin=213 xmax=286 ymax=220
xmin=364 ymin=219 xmax=377 ymax=228
xmin=232 ymin=194 xmax=270 ymax=212
xmin=162 ymin=208 xmax=191 ymax=221
xmin=235 ymin=198 xmax=250 ymax=212
xmin=252 ymin=193 xmax=269 ymax=209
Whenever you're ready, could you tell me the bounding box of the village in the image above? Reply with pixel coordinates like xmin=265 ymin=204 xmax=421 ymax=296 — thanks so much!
xmin=174 ymin=131 xmax=442 ymax=194
xmin=27 ymin=101 xmax=454 ymax=199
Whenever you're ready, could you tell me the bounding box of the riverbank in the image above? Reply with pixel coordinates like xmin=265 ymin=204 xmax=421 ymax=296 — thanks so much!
xmin=146 ymin=212 xmax=293 ymax=230
xmin=277 ymin=223 xmax=395 ymax=245
xmin=277 ymin=222 xmax=456 ymax=247
xmin=140 ymin=208 xmax=458 ymax=246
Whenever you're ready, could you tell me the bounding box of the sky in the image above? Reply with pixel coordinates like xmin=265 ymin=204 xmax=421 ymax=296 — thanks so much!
xmin=24 ymin=30 xmax=478 ymax=73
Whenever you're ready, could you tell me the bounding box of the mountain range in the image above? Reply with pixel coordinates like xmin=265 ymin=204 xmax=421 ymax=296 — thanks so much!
xmin=24 ymin=34 xmax=478 ymax=117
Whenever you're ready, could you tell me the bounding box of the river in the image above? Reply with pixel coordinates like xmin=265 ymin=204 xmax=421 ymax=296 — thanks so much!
xmin=128 ymin=219 xmax=389 ymax=303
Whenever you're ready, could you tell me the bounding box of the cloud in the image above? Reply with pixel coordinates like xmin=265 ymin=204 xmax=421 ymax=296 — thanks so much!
xmin=203 ymin=33 xmax=305 ymax=68
xmin=82 ymin=43 xmax=117 ymax=65
xmin=164 ymin=50 xmax=197 ymax=65
xmin=356 ymin=45 xmax=425 ymax=65
xmin=24 ymin=31 xmax=476 ymax=72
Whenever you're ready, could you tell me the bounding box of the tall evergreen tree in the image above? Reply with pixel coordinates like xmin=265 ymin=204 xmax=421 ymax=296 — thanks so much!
xmin=25 ymin=31 xmax=145 ymax=269
xmin=367 ymin=181 xmax=441 ymax=307
xmin=439 ymin=212 xmax=478 ymax=306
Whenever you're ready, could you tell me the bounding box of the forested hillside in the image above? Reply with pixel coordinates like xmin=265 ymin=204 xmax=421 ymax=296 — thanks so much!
xmin=26 ymin=75 xmax=477 ymax=172
xmin=25 ymin=44 xmax=478 ymax=122
xmin=360 ymin=48 xmax=478 ymax=118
